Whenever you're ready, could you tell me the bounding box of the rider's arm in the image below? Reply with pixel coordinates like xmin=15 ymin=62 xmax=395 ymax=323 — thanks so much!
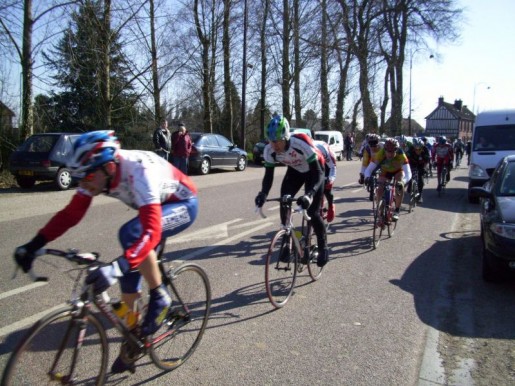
xmin=124 ymin=203 xmax=162 ymax=269
xmin=305 ymin=158 xmax=324 ymax=196
xmin=260 ymin=166 xmax=274 ymax=196
xmin=402 ymin=163 xmax=412 ymax=184
xmin=364 ymin=161 xmax=377 ymax=178
xmin=38 ymin=191 xmax=93 ymax=243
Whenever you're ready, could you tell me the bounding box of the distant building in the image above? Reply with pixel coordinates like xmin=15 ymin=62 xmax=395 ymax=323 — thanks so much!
xmin=0 ymin=101 xmax=16 ymax=137
xmin=425 ymin=97 xmax=475 ymax=140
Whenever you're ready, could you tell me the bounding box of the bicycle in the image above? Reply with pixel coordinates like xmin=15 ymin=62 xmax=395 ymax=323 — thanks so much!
xmin=408 ymin=168 xmax=420 ymax=213
xmin=258 ymin=195 xmax=324 ymax=309
xmin=437 ymin=163 xmax=449 ymax=197
xmin=372 ymin=178 xmax=398 ymax=249
xmin=2 ymin=240 xmax=211 ymax=385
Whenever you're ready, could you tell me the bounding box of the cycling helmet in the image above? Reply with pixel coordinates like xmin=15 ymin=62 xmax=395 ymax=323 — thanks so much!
xmin=384 ymin=138 xmax=399 ymax=152
xmin=367 ymin=134 xmax=380 ymax=146
xmin=398 ymin=135 xmax=407 ymax=144
xmin=439 ymin=136 xmax=447 ymax=145
xmin=266 ymin=115 xmax=290 ymax=141
xmin=68 ymin=130 xmax=120 ymax=178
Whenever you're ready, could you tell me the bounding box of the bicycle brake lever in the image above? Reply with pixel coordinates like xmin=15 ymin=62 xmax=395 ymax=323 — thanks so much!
xmin=255 ymin=206 xmax=267 ymax=219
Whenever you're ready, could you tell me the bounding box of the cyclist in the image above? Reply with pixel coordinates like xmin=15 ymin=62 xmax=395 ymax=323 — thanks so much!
xmin=13 ymin=130 xmax=199 ymax=374
xmin=314 ymin=140 xmax=337 ymax=223
xmin=364 ymin=137 xmax=411 ymax=221
xmin=359 ymin=134 xmax=382 ymax=201
xmin=431 ymin=136 xmax=454 ymax=191
xmin=405 ymin=138 xmax=430 ymax=202
xmin=453 ymin=138 xmax=464 ymax=166
xmin=254 ymin=115 xmax=328 ymax=267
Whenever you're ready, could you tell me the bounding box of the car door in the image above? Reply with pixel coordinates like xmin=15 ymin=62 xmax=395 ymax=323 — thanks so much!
xmin=203 ymin=134 xmax=224 ymax=168
xmin=215 ymin=134 xmax=236 ymax=166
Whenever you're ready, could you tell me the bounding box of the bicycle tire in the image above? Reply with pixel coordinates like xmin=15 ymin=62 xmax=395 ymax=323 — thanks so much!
xmin=439 ymin=168 xmax=447 ymax=197
xmin=265 ymin=229 xmax=297 ymax=308
xmin=372 ymin=199 xmax=384 ymax=249
xmin=1 ymin=306 xmax=108 ymax=386
xmin=307 ymin=244 xmax=324 ymax=281
xmin=150 ymin=263 xmax=211 ymax=371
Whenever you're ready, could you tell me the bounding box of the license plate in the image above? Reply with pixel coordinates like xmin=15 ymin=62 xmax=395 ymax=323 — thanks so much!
xmin=18 ymin=170 xmax=34 ymax=176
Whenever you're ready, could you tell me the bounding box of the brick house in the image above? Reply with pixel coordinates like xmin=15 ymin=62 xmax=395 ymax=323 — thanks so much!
xmin=0 ymin=100 xmax=16 ymax=137
xmin=424 ymin=97 xmax=475 ymax=141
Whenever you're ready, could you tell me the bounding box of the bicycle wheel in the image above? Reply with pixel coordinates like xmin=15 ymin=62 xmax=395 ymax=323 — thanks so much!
xmin=372 ymin=199 xmax=385 ymax=249
xmin=439 ymin=168 xmax=447 ymax=197
xmin=150 ymin=263 xmax=211 ymax=371
xmin=307 ymin=244 xmax=324 ymax=281
xmin=265 ymin=229 xmax=297 ymax=308
xmin=2 ymin=306 xmax=108 ymax=386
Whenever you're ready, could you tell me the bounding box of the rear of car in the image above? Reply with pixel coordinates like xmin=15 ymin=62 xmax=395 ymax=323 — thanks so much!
xmin=314 ymin=131 xmax=344 ymax=161
xmin=468 ymin=109 xmax=515 ymax=202
xmin=9 ymin=133 xmax=79 ymax=190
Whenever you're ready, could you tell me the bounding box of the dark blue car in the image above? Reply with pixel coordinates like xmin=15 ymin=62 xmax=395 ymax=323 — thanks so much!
xmin=472 ymin=155 xmax=515 ymax=281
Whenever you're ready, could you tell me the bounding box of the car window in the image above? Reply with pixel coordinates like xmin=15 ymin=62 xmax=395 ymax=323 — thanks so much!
xmin=203 ymin=135 xmax=219 ymax=147
xmin=473 ymin=125 xmax=515 ymax=151
xmin=500 ymin=162 xmax=515 ymax=195
xmin=214 ymin=135 xmax=232 ymax=147
xmin=20 ymin=135 xmax=58 ymax=152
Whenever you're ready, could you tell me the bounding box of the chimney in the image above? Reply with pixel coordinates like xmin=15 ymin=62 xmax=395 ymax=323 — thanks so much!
xmin=438 ymin=97 xmax=444 ymax=106
xmin=454 ymin=99 xmax=463 ymax=111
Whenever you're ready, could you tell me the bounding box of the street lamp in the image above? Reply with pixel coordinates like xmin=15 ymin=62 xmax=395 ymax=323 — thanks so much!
xmin=408 ymin=50 xmax=433 ymax=136
xmin=472 ymin=82 xmax=491 ymax=114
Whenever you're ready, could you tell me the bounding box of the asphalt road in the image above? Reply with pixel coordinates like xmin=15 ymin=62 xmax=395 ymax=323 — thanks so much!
xmin=1 ymin=159 xmax=514 ymax=385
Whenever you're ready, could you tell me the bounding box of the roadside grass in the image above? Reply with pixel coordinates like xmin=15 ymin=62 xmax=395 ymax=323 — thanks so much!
xmin=0 ymin=170 xmax=16 ymax=189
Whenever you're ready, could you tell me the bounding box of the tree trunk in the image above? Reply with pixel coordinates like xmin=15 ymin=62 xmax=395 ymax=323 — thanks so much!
xmin=292 ymin=0 xmax=301 ymax=125
xmin=21 ymin=0 xmax=34 ymax=139
xmin=320 ymin=0 xmax=329 ymax=130
xmin=223 ymin=0 xmax=233 ymax=141
xmin=281 ymin=0 xmax=290 ymax=121
xmin=149 ymin=0 xmax=161 ymax=124
xmin=259 ymin=0 xmax=269 ymax=138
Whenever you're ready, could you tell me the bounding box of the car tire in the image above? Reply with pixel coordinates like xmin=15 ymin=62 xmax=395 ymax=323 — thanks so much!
xmin=337 ymin=152 xmax=343 ymax=161
xmin=482 ymin=247 xmax=500 ymax=282
xmin=199 ymin=158 xmax=211 ymax=175
xmin=236 ymin=156 xmax=247 ymax=171
xmin=55 ymin=168 xmax=72 ymax=190
xmin=16 ymin=176 xmax=36 ymax=189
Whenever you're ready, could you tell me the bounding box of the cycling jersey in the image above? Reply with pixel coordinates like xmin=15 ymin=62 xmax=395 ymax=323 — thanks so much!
xmin=431 ymin=143 xmax=453 ymax=163
xmin=263 ymin=134 xmax=322 ymax=172
xmin=314 ymin=140 xmax=336 ymax=184
xmin=406 ymin=146 xmax=430 ymax=169
xmin=360 ymin=144 xmax=383 ymax=174
xmin=371 ymin=148 xmax=409 ymax=173
xmin=38 ymin=149 xmax=198 ymax=269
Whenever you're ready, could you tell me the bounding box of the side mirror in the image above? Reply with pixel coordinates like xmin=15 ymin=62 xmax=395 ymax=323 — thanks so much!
xmin=470 ymin=186 xmax=492 ymax=199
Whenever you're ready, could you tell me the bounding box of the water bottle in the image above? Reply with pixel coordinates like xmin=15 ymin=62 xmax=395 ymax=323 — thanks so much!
xmin=112 ymin=301 xmax=139 ymax=329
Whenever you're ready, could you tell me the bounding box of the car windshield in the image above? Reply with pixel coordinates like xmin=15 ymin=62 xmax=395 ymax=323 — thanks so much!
xmin=18 ymin=135 xmax=58 ymax=152
xmin=498 ymin=162 xmax=515 ymax=196
xmin=473 ymin=124 xmax=515 ymax=151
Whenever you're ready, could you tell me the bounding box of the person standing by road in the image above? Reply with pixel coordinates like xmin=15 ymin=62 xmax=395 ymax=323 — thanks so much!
xmin=153 ymin=119 xmax=171 ymax=161
xmin=344 ymin=133 xmax=354 ymax=161
xmin=171 ymin=123 xmax=192 ymax=175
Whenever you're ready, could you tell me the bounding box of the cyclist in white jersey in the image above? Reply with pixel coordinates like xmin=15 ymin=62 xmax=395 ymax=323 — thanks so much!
xmin=14 ymin=130 xmax=198 ymax=374
xmin=255 ymin=115 xmax=329 ymax=267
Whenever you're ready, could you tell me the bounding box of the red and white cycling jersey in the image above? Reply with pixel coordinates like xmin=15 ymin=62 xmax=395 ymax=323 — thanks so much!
xmin=263 ymin=134 xmax=321 ymax=173
xmin=314 ymin=140 xmax=336 ymax=183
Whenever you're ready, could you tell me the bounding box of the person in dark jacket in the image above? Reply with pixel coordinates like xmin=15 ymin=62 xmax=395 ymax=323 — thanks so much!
xmin=171 ymin=123 xmax=192 ymax=174
xmin=153 ymin=120 xmax=171 ymax=160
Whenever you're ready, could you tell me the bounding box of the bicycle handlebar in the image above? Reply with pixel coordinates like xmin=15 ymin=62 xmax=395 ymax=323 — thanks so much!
xmin=255 ymin=196 xmax=311 ymax=221
xmin=14 ymin=248 xmax=102 ymax=283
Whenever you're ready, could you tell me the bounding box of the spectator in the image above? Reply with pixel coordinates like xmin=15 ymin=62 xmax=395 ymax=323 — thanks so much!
xmin=171 ymin=123 xmax=192 ymax=174
xmin=153 ymin=120 xmax=171 ymax=160
xmin=344 ymin=133 xmax=354 ymax=161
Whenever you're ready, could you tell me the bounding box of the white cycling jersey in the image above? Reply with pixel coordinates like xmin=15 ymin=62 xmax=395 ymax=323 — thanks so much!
xmin=263 ymin=135 xmax=318 ymax=173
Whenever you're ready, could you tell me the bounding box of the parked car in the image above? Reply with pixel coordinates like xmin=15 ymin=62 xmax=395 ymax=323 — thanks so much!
xmin=9 ymin=132 xmax=80 ymax=190
xmin=188 ymin=132 xmax=247 ymax=175
xmin=471 ymin=155 xmax=515 ymax=281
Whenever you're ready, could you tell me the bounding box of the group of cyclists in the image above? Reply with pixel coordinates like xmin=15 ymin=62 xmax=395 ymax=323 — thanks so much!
xmin=11 ymin=114 xmax=461 ymax=376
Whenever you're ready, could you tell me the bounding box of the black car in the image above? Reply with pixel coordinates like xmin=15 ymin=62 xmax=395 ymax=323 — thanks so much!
xmin=471 ymin=155 xmax=515 ymax=281
xmin=188 ymin=133 xmax=247 ymax=175
xmin=9 ymin=132 xmax=80 ymax=190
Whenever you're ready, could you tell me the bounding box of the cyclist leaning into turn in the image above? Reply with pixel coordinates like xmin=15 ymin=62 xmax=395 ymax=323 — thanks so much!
xmin=254 ymin=115 xmax=329 ymax=267
xmin=431 ymin=136 xmax=454 ymax=192
xmin=13 ymin=130 xmax=199 ymax=374
xmin=364 ymin=137 xmax=412 ymax=222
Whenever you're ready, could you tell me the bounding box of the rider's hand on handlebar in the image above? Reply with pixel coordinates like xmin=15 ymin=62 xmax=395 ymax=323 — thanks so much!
xmin=255 ymin=191 xmax=267 ymax=208
xmin=364 ymin=177 xmax=371 ymax=187
xmin=296 ymin=195 xmax=312 ymax=210
xmin=14 ymin=234 xmax=47 ymax=273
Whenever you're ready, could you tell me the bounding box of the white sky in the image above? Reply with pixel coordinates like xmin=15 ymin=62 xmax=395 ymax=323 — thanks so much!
xmin=408 ymin=0 xmax=515 ymax=127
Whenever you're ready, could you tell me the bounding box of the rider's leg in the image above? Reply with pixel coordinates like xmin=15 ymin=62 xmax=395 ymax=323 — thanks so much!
xmin=307 ymin=186 xmax=328 ymax=267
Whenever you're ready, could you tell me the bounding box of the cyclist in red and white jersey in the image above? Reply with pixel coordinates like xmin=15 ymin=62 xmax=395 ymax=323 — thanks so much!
xmin=431 ymin=136 xmax=454 ymax=191
xmin=14 ymin=130 xmax=198 ymax=374
xmin=255 ymin=115 xmax=329 ymax=267
xmin=314 ymin=140 xmax=337 ymax=222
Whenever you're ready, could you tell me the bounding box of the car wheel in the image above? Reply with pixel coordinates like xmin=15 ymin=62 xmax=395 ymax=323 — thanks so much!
xmin=199 ymin=158 xmax=211 ymax=175
xmin=236 ymin=156 xmax=247 ymax=171
xmin=55 ymin=168 xmax=72 ymax=190
xmin=482 ymin=247 xmax=501 ymax=282
xmin=16 ymin=176 xmax=36 ymax=189
xmin=337 ymin=152 xmax=343 ymax=161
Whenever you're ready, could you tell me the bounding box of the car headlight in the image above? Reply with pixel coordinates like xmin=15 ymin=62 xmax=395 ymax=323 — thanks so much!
xmin=469 ymin=163 xmax=488 ymax=179
xmin=490 ymin=222 xmax=515 ymax=239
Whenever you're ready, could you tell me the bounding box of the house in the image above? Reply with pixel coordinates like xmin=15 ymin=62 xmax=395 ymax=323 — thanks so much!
xmin=425 ymin=97 xmax=475 ymax=141
xmin=0 ymin=100 xmax=16 ymax=137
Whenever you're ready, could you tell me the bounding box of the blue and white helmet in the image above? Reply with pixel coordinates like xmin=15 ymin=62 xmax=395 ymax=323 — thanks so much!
xmin=266 ymin=115 xmax=290 ymax=141
xmin=68 ymin=130 xmax=120 ymax=178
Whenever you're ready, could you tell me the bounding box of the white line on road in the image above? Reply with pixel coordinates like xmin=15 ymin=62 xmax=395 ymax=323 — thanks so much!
xmin=0 ymin=304 xmax=67 ymax=337
xmin=0 ymin=281 xmax=48 ymax=301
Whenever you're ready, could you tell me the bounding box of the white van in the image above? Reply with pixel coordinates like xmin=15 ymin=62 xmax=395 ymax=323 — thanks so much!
xmin=468 ymin=109 xmax=515 ymax=202
xmin=314 ymin=131 xmax=344 ymax=161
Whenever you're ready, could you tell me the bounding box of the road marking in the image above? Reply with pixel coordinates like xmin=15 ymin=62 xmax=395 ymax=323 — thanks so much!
xmin=0 ymin=304 xmax=67 ymax=337
xmin=0 ymin=281 xmax=48 ymax=300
